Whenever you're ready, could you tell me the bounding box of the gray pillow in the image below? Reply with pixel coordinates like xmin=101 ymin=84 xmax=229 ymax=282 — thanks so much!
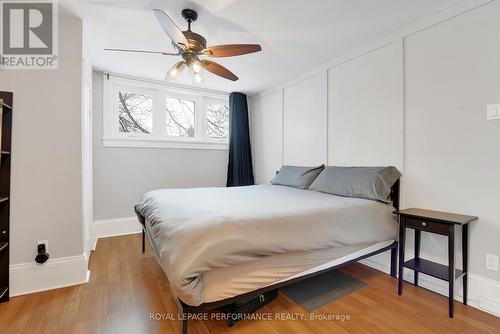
xmin=272 ymin=165 xmax=325 ymax=189
xmin=309 ymin=166 xmax=401 ymax=203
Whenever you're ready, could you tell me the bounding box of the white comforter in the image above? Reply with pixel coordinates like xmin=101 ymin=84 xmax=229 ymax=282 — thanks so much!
xmin=135 ymin=185 xmax=397 ymax=306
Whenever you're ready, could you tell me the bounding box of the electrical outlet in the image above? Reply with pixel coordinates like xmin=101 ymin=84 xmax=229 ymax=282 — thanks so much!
xmin=486 ymin=253 xmax=499 ymax=272
xmin=37 ymin=240 xmax=48 ymax=253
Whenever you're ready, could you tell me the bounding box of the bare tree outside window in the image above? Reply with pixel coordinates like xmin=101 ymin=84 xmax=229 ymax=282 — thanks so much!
xmin=116 ymin=90 xmax=228 ymax=140
xmin=207 ymin=103 xmax=229 ymax=138
xmin=118 ymin=92 xmax=153 ymax=133
xmin=165 ymin=98 xmax=195 ymax=137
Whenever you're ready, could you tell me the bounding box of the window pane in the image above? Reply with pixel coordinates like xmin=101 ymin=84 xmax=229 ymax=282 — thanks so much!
xmin=165 ymin=98 xmax=195 ymax=137
xmin=206 ymin=103 xmax=229 ymax=138
xmin=118 ymin=92 xmax=153 ymax=133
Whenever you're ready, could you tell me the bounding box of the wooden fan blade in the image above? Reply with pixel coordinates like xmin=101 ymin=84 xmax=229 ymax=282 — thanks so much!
xmin=152 ymin=9 xmax=189 ymax=50
xmin=201 ymin=60 xmax=238 ymax=81
xmin=201 ymin=44 xmax=261 ymax=57
xmin=104 ymin=48 xmax=178 ymax=56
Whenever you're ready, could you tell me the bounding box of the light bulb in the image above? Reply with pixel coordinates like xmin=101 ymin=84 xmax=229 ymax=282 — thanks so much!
xmin=190 ymin=61 xmax=202 ymax=75
xmin=167 ymin=68 xmax=178 ymax=80
xmin=166 ymin=61 xmax=186 ymax=80
xmin=193 ymin=74 xmax=203 ymax=85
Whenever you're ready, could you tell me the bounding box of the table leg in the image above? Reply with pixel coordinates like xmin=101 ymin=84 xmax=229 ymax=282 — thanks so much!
xmin=398 ymin=216 xmax=406 ymax=295
xmin=448 ymin=225 xmax=455 ymax=318
xmin=462 ymin=224 xmax=469 ymax=305
xmin=414 ymin=229 xmax=421 ymax=286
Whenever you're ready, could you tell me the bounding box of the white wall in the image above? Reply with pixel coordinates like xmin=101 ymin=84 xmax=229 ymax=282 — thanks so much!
xmin=252 ymin=41 xmax=403 ymax=173
xmin=250 ymin=0 xmax=500 ymax=315
xmin=82 ymin=24 xmax=94 ymax=257
xmin=403 ymin=0 xmax=500 ymax=281
xmin=251 ymin=91 xmax=283 ymax=184
xmin=283 ymin=72 xmax=328 ymax=166
xmin=92 ymin=72 xmax=228 ymax=221
xmin=0 ymin=15 xmax=84 ymax=264
xmin=328 ymin=41 xmax=404 ymax=168
xmin=0 ymin=13 xmax=89 ymax=295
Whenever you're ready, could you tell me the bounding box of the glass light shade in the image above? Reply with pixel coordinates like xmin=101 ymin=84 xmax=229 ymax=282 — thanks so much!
xmin=190 ymin=61 xmax=203 ymax=75
xmin=166 ymin=62 xmax=186 ymax=80
xmin=192 ymin=74 xmax=204 ymax=85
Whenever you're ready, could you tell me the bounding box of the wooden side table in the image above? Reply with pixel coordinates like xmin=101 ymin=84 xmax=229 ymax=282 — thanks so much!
xmin=395 ymin=208 xmax=477 ymax=318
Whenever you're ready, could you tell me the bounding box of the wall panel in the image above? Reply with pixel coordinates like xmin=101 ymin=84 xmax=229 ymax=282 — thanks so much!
xmin=328 ymin=42 xmax=404 ymax=169
xmin=283 ymin=73 xmax=327 ymax=165
xmin=252 ymin=91 xmax=283 ymax=184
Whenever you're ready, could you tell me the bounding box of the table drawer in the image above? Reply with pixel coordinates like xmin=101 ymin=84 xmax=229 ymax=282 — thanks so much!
xmin=404 ymin=217 xmax=449 ymax=235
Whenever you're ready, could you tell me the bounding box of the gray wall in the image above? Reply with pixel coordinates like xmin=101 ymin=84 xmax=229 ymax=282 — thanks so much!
xmin=251 ymin=1 xmax=500 ymax=282
xmin=0 ymin=15 xmax=84 ymax=264
xmin=92 ymin=72 xmax=228 ymax=220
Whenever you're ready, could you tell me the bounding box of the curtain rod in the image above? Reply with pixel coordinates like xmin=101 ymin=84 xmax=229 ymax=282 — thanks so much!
xmin=102 ymin=71 xmax=230 ymax=97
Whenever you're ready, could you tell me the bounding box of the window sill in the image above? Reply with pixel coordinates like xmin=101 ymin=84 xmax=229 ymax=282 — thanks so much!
xmin=102 ymin=137 xmax=229 ymax=150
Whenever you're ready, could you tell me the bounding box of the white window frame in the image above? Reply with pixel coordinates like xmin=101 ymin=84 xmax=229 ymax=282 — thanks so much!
xmin=103 ymin=75 xmax=230 ymax=150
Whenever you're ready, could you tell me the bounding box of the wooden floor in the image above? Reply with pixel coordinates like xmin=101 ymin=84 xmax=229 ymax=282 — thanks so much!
xmin=1 ymin=235 xmax=500 ymax=334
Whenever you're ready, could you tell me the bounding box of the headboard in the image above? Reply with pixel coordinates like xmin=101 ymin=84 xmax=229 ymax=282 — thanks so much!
xmin=390 ymin=179 xmax=400 ymax=211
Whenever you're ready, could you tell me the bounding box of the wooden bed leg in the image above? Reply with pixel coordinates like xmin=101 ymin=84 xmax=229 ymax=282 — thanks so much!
xmin=390 ymin=242 xmax=398 ymax=278
xmin=142 ymin=228 xmax=145 ymax=254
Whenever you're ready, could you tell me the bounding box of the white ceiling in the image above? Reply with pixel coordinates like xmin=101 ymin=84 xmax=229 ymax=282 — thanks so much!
xmin=62 ymin=0 xmax=460 ymax=94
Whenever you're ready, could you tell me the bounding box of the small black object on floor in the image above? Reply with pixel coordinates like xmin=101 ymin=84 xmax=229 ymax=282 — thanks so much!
xmin=223 ymin=289 xmax=278 ymax=327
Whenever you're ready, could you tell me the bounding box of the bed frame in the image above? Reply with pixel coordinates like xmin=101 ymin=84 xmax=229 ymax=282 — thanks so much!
xmin=137 ymin=180 xmax=400 ymax=334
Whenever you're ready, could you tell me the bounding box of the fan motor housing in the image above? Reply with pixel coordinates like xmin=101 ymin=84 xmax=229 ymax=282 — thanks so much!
xmin=182 ymin=30 xmax=207 ymax=52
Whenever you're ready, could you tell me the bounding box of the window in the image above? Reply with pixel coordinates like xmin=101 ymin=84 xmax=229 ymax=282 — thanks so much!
xmin=206 ymin=102 xmax=229 ymax=139
xmin=165 ymin=98 xmax=195 ymax=137
xmin=118 ymin=92 xmax=153 ymax=134
xmin=103 ymin=76 xmax=229 ymax=150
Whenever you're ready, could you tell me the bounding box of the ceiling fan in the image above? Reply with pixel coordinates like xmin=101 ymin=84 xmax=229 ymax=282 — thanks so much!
xmin=105 ymin=8 xmax=262 ymax=83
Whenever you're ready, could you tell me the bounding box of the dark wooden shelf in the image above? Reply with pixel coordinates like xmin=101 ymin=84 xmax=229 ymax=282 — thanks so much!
xmin=0 ymin=287 xmax=7 ymax=299
xmin=0 ymin=91 xmax=12 ymax=304
xmin=403 ymin=258 xmax=464 ymax=282
xmin=0 ymin=102 xmax=11 ymax=110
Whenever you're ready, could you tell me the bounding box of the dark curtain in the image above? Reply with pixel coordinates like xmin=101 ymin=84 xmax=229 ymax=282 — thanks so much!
xmin=226 ymin=92 xmax=255 ymax=187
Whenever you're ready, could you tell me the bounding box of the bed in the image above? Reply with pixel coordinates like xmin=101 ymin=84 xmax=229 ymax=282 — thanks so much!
xmin=135 ymin=181 xmax=400 ymax=333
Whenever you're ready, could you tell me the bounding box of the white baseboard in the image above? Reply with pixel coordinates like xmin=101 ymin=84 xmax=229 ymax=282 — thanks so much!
xmin=94 ymin=216 xmax=141 ymax=239
xmin=9 ymin=254 xmax=90 ymax=297
xmin=360 ymin=252 xmax=500 ymax=317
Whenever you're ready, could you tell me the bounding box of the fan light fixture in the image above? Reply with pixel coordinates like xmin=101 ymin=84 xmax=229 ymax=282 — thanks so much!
xmin=167 ymin=59 xmax=203 ymax=82
xmin=105 ymin=8 xmax=262 ymax=84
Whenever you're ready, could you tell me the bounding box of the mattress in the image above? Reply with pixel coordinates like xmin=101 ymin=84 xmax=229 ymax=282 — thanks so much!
xmin=137 ymin=184 xmax=397 ymax=306
xmin=202 ymin=240 xmax=394 ymax=303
